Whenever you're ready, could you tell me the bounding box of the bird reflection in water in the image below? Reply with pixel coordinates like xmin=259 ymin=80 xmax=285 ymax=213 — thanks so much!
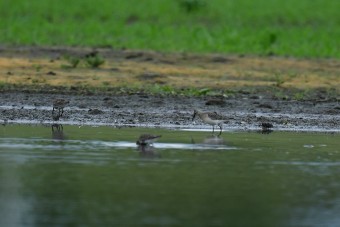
xmin=51 ymin=124 xmax=65 ymax=140
xmin=136 ymin=134 xmax=161 ymax=158
xmin=137 ymin=144 xmax=160 ymax=158
xmin=202 ymin=134 xmax=225 ymax=145
xmin=191 ymin=134 xmax=225 ymax=145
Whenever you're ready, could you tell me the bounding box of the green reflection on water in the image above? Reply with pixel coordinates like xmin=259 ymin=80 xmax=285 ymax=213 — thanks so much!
xmin=0 ymin=125 xmax=340 ymax=226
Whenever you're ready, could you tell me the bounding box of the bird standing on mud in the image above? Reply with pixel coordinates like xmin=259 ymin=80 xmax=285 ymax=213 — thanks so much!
xmin=136 ymin=134 xmax=162 ymax=146
xmin=192 ymin=109 xmax=228 ymax=133
xmin=52 ymin=99 xmax=70 ymax=117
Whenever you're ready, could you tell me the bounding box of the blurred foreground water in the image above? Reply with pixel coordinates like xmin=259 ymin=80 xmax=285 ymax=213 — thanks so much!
xmin=1 ymin=125 xmax=340 ymax=226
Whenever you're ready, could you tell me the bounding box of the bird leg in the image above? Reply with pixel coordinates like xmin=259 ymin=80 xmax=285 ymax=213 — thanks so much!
xmin=58 ymin=108 xmax=64 ymax=117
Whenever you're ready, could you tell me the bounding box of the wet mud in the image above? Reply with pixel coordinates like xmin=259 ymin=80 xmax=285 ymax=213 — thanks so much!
xmin=1 ymin=91 xmax=339 ymax=132
xmin=0 ymin=47 xmax=339 ymax=132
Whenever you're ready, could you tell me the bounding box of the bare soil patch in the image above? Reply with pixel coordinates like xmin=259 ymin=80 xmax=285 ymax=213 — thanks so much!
xmin=1 ymin=46 xmax=340 ymax=90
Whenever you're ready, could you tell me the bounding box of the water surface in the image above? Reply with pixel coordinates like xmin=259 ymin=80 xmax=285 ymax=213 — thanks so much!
xmin=1 ymin=125 xmax=340 ymax=226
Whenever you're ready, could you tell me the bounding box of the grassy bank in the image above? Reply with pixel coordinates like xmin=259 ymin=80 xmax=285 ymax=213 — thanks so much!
xmin=0 ymin=0 xmax=339 ymax=58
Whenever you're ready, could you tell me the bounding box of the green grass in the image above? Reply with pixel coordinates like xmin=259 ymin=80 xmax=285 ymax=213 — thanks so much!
xmin=0 ymin=0 xmax=339 ymax=58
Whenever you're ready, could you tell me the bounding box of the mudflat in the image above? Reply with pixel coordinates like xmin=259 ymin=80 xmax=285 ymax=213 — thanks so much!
xmin=0 ymin=47 xmax=339 ymax=132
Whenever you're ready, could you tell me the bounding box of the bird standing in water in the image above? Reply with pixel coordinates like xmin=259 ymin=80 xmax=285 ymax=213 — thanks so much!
xmin=136 ymin=134 xmax=162 ymax=146
xmin=192 ymin=109 xmax=228 ymax=133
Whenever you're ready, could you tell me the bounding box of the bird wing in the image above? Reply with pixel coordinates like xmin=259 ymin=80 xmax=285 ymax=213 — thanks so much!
xmin=207 ymin=112 xmax=227 ymax=121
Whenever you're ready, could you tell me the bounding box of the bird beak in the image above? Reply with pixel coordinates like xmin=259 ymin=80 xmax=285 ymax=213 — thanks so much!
xmin=192 ymin=112 xmax=196 ymax=121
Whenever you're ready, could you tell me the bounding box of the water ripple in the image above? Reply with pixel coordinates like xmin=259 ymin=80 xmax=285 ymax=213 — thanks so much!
xmin=0 ymin=138 xmax=236 ymax=151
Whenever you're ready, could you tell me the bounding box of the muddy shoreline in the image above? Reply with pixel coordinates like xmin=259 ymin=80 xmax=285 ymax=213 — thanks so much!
xmin=1 ymin=91 xmax=339 ymax=132
xmin=0 ymin=47 xmax=339 ymax=132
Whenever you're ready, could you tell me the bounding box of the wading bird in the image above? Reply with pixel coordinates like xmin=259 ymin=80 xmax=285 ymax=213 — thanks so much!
xmin=192 ymin=109 xmax=228 ymax=133
xmin=52 ymin=99 xmax=70 ymax=117
xmin=136 ymin=134 xmax=162 ymax=146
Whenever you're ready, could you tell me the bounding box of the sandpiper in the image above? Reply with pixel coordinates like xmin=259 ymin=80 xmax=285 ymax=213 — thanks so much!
xmin=136 ymin=134 xmax=162 ymax=146
xmin=192 ymin=109 xmax=228 ymax=133
xmin=52 ymin=99 xmax=70 ymax=117
xmin=52 ymin=111 xmax=61 ymax=121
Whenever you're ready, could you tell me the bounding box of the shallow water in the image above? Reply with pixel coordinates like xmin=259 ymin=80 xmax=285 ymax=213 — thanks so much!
xmin=1 ymin=124 xmax=340 ymax=227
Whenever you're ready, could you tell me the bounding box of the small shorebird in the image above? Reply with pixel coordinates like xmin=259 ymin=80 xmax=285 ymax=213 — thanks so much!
xmin=52 ymin=99 xmax=70 ymax=117
xmin=136 ymin=134 xmax=162 ymax=146
xmin=192 ymin=109 xmax=228 ymax=133
xmin=52 ymin=111 xmax=61 ymax=121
